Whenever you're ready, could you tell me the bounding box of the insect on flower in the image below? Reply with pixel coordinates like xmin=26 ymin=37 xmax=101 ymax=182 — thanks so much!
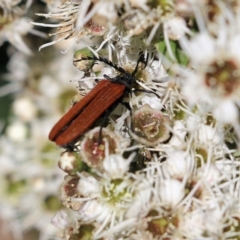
xmin=48 ymin=54 xmax=153 ymax=149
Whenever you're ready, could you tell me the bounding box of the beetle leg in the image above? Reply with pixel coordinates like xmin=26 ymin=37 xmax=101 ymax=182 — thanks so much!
xmin=103 ymin=74 xmax=113 ymax=81
xmin=97 ymin=100 xmax=121 ymax=145
xmin=121 ymin=102 xmax=131 ymax=111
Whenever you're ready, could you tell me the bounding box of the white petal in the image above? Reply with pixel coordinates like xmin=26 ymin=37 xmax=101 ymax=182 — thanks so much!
xmin=78 ymin=175 xmax=100 ymax=197
xmin=103 ymin=154 xmax=133 ymax=179
xmin=51 ymin=210 xmax=69 ymax=229
xmin=158 ymin=179 xmax=184 ymax=208
xmin=13 ymin=97 xmax=37 ymax=122
xmin=164 ymin=151 xmax=192 ymax=177
xmin=180 ymin=32 xmax=215 ymax=63
xmin=6 ymin=121 xmax=27 ymax=142
xmin=213 ymin=100 xmax=238 ymax=124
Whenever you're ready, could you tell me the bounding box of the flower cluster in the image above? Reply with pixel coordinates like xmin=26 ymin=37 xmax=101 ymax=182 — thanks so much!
xmin=0 ymin=2 xmax=83 ymax=239
xmin=2 ymin=0 xmax=240 ymax=240
xmin=35 ymin=1 xmax=240 ymax=239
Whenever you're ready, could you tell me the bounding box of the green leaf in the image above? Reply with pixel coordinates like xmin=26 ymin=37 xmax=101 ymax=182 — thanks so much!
xmin=156 ymin=40 xmax=189 ymax=66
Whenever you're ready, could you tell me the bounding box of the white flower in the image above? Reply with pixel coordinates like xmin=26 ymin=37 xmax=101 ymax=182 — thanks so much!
xmin=198 ymin=163 xmax=221 ymax=186
xmin=164 ymin=17 xmax=190 ymax=40
xmin=180 ymin=32 xmax=216 ymax=64
xmin=179 ymin=28 xmax=240 ymax=133
xmin=1 ymin=17 xmax=33 ymax=54
xmin=51 ymin=210 xmax=69 ymax=229
xmin=79 ymin=0 xmax=122 ymax=26
xmin=68 ymin=169 xmax=154 ymax=238
xmin=77 ymin=173 xmax=100 ymax=197
xmin=158 ymin=179 xmax=185 ymax=208
xmin=103 ymin=153 xmax=134 ymax=179
xmin=6 ymin=121 xmax=28 ymax=142
xmin=126 ymin=179 xmax=152 ymax=218
xmin=186 ymin=115 xmax=202 ymax=132
xmin=213 ymin=99 xmax=239 ymax=125
xmin=163 ymin=150 xmax=192 ymax=178
xmin=7 ymin=1 xmax=240 ymax=239
xmin=78 ymin=199 xmax=110 ymax=223
xmin=178 ymin=209 xmax=206 ymax=238
xmin=0 ymin=0 xmax=34 ymax=56
xmin=196 ymin=124 xmax=222 ymax=146
xmin=12 ymin=97 xmax=37 ymax=122
xmin=168 ymin=120 xmax=187 ymax=148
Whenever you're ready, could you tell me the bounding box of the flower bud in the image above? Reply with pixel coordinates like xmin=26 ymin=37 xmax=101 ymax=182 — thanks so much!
xmin=131 ymin=105 xmax=171 ymax=145
xmin=67 ymin=224 xmax=95 ymax=240
xmin=73 ymin=48 xmax=95 ymax=72
xmin=147 ymin=210 xmax=179 ymax=237
xmin=58 ymin=151 xmax=86 ymax=175
xmin=158 ymin=179 xmax=184 ymax=208
xmin=80 ymin=127 xmax=121 ymax=169
xmin=60 ymin=175 xmax=82 ymax=210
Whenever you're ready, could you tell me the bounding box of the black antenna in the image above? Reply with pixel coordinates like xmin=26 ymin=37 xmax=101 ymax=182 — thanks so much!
xmin=131 ymin=53 xmax=147 ymax=77
xmin=74 ymin=56 xmax=127 ymax=74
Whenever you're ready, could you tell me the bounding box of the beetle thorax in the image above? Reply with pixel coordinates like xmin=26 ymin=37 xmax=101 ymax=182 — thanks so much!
xmin=113 ymin=72 xmax=136 ymax=90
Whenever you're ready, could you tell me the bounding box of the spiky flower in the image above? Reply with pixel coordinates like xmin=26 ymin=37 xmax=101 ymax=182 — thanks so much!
xmin=0 ymin=0 xmax=38 ymax=54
